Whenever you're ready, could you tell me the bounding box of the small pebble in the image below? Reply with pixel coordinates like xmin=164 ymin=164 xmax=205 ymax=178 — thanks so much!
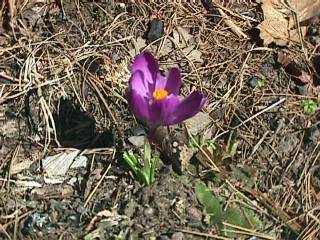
xmin=143 ymin=207 xmax=155 ymax=217
xmin=310 ymin=36 xmax=320 ymax=45
xmin=296 ymin=85 xmax=309 ymax=96
xmin=210 ymin=9 xmax=221 ymax=24
xmin=124 ymin=199 xmax=137 ymax=218
xmin=30 ymin=161 xmax=41 ymax=173
xmin=305 ymin=126 xmax=320 ymax=144
xmin=131 ymin=126 xmax=146 ymax=136
xmin=146 ymin=19 xmax=164 ymax=42
xmin=187 ymin=207 xmax=202 ymax=222
xmin=128 ymin=135 xmax=146 ymax=147
xmin=240 ymin=10 xmax=256 ymax=19
xmin=308 ymin=26 xmax=319 ymax=36
xmin=76 ymin=205 xmax=86 ymax=214
xmin=171 ymin=232 xmax=184 ymax=240
xmin=249 ymin=76 xmax=263 ymax=88
xmin=159 ymin=235 xmax=170 ymax=240
xmin=67 ymin=214 xmax=78 ymax=223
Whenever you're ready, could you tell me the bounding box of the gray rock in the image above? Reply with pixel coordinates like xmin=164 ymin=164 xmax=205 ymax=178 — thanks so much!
xmin=128 ymin=135 xmax=146 ymax=147
xmin=146 ymin=19 xmax=164 ymax=42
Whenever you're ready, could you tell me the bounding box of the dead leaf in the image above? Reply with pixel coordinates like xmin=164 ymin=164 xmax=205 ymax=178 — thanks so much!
xmin=257 ymin=0 xmax=293 ymax=46
xmin=11 ymin=160 xmax=34 ymax=175
xmin=42 ymin=149 xmax=80 ymax=176
xmin=85 ymin=210 xmax=128 ymax=232
xmin=129 ymin=37 xmax=147 ymax=58
xmin=173 ymin=27 xmax=203 ymax=63
xmin=161 ymin=26 xmax=203 ymax=63
xmin=31 ymin=184 xmax=74 ymax=198
xmin=15 ymin=179 xmax=42 ymax=188
xmin=287 ymin=0 xmax=320 ymax=24
xmin=277 ymin=52 xmax=315 ymax=95
xmin=21 ymin=6 xmax=46 ymax=29
xmin=277 ymin=52 xmax=291 ymax=66
xmin=182 ymin=45 xmax=203 ymax=64
xmin=257 ymin=0 xmax=320 ymax=46
xmin=70 ymin=155 xmax=88 ymax=169
xmin=176 ymin=26 xmax=193 ymax=45
xmin=278 ymin=52 xmax=312 ymax=84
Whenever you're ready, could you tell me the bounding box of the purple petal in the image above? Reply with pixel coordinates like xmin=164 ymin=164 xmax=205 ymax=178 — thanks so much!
xmin=128 ymin=90 xmax=151 ymax=122
xmin=132 ymin=51 xmax=159 ymax=92
xmin=165 ymin=68 xmax=181 ymax=95
xmin=167 ymin=91 xmax=206 ymax=125
xmin=149 ymin=94 xmax=180 ymax=125
xmin=129 ymin=70 xmax=148 ymax=97
xmin=155 ymin=72 xmax=167 ymax=90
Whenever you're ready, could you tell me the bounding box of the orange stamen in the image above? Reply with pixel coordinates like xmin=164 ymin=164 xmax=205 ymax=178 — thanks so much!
xmin=153 ymin=89 xmax=168 ymax=100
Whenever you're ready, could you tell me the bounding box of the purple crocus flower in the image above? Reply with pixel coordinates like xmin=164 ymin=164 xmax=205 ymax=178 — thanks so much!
xmin=128 ymin=51 xmax=206 ymax=126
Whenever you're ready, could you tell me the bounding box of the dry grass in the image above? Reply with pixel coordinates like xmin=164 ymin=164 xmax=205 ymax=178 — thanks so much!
xmin=0 ymin=0 xmax=319 ymax=239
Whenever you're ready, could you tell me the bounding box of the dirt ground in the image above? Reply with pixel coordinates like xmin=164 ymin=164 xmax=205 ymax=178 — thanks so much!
xmin=1 ymin=1 xmax=320 ymax=239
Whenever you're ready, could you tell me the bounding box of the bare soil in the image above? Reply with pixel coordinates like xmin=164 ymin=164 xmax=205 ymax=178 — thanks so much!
xmin=1 ymin=1 xmax=320 ymax=239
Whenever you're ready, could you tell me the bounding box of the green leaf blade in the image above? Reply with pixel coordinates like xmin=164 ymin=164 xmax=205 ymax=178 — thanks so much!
xmin=195 ymin=182 xmax=223 ymax=225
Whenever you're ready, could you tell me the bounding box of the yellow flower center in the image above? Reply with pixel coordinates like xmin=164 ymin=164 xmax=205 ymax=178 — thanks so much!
xmin=153 ymin=89 xmax=168 ymax=100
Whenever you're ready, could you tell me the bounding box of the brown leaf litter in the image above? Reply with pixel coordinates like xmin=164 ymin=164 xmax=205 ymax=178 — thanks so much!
xmin=257 ymin=0 xmax=320 ymax=46
xmin=277 ymin=51 xmax=320 ymax=96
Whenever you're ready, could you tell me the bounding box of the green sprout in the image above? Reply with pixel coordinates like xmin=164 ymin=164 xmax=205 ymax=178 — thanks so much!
xmin=301 ymin=99 xmax=320 ymax=114
xmin=257 ymin=79 xmax=265 ymax=87
xmin=249 ymin=77 xmax=265 ymax=88
xmin=123 ymin=141 xmax=159 ymax=185
xmin=226 ymin=130 xmax=238 ymax=157
xmin=195 ymin=181 xmax=264 ymax=238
